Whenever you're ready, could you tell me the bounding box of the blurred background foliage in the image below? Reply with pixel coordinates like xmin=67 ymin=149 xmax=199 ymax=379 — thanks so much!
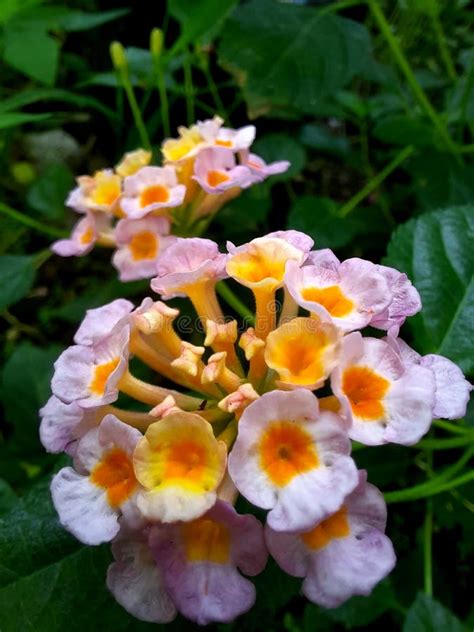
xmin=0 ymin=0 xmax=473 ymax=630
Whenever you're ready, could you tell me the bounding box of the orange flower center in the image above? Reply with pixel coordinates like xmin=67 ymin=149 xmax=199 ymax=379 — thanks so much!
xmin=301 ymin=506 xmax=350 ymax=550
xmin=259 ymin=421 xmax=319 ymax=487
xmin=207 ymin=170 xmax=230 ymax=187
xmin=89 ymin=358 xmax=120 ymax=396
xmin=80 ymin=226 xmax=94 ymax=245
xmin=163 ymin=439 xmax=208 ymax=483
xmin=90 ymin=448 xmax=137 ymax=507
xmin=215 ymin=139 xmax=233 ymax=148
xmin=342 ymin=366 xmax=390 ymax=421
xmin=182 ymin=517 xmax=231 ymax=563
xmin=301 ymin=285 xmax=354 ymax=318
xmin=129 ymin=230 xmax=158 ymax=261
xmin=139 ymin=185 xmax=170 ymax=208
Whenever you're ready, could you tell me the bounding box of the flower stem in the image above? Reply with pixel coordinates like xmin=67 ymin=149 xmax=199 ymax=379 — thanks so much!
xmin=416 ymin=434 xmax=474 ymax=450
xmin=216 ymin=282 xmax=255 ymax=323
xmin=432 ymin=419 xmax=472 ymax=435
xmin=183 ymin=47 xmax=195 ymax=126
xmin=338 ymin=145 xmax=414 ymax=217
xmin=0 ymin=202 xmax=67 ymax=238
xmin=423 ymin=499 xmax=433 ymax=596
xmin=367 ymin=0 xmax=460 ymax=158
xmin=385 ymin=447 xmax=474 ymax=503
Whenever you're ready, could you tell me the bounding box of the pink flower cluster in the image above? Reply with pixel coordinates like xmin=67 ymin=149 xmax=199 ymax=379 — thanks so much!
xmin=51 ymin=116 xmax=289 ymax=282
xmin=41 ymin=230 xmax=471 ymax=625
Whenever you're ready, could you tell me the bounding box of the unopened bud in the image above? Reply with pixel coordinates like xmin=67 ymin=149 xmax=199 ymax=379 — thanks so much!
xmin=150 ymin=28 xmax=164 ymax=58
xmin=110 ymin=41 xmax=127 ymax=71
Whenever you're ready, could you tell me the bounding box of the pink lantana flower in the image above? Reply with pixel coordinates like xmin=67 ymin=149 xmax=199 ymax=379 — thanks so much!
xmin=331 ymin=332 xmax=436 ymax=445
xmin=149 ymin=500 xmax=267 ymax=625
xmin=228 ymin=389 xmax=358 ymax=532
xmin=51 ymin=415 xmax=143 ymax=545
xmin=193 ymin=147 xmax=250 ymax=194
xmin=113 ymin=216 xmax=176 ymax=281
xmin=266 ymin=471 xmax=396 ymax=608
xmin=121 ymin=166 xmax=186 ymax=219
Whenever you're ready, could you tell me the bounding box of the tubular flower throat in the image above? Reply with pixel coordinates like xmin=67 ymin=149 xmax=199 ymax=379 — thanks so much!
xmin=44 ymin=180 xmax=471 ymax=623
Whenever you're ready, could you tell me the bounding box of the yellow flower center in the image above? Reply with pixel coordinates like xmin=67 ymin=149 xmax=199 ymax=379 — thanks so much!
xmin=265 ymin=317 xmax=339 ymax=386
xmin=215 ymin=139 xmax=233 ymax=148
xmin=90 ymin=174 xmax=121 ymax=207
xmin=182 ymin=517 xmax=231 ymax=563
xmin=259 ymin=420 xmax=319 ymax=487
xmin=342 ymin=366 xmax=390 ymax=421
xmin=301 ymin=506 xmax=350 ymax=550
xmin=301 ymin=285 xmax=354 ymax=318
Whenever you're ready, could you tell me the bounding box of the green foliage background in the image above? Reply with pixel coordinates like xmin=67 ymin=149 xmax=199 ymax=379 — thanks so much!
xmin=0 ymin=0 xmax=473 ymax=630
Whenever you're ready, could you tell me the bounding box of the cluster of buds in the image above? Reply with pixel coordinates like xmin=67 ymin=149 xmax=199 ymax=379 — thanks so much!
xmin=51 ymin=116 xmax=289 ymax=281
xmin=41 ymin=230 xmax=471 ymax=625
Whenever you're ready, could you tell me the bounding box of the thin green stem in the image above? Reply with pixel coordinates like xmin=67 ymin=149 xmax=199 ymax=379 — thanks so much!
xmin=319 ymin=0 xmax=365 ymax=14
xmin=423 ymin=450 xmax=433 ymax=597
xmin=367 ymin=0 xmax=460 ymax=158
xmin=385 ymin=447 xmax=474 ymax=504
xmin=0 ymin=202 xmax=67 ymax=238
xmin=183 ymin=48 xmax=195 ymax=125
xmin=433 ymin=419 xmax=472 ymax=435
xmin=216 ymin=282 xmax=255 ymax=324
xmin=423 ymin=499 xmax=433 ymax=596
xmin=416 ymin=434 xmax=474 ymax=450
xmin=430 ymin=11 xmax=457 ymax=82
xmin=200 ymin=58 xmax=228 ymax=120
xmin=33 ymin=248 xmax=53 ymax=268
xmin=120 ymin=74 xmax=151 ymax=150
xmin=339 ymin=145 xmax=414 ymax=217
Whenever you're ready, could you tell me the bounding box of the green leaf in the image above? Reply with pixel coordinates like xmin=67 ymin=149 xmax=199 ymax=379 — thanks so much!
xmin=3 ymin=22 xmax=59 ymax=85
xmin=385 ymin=205 xmax=474 ymax=372
xmin=252 ymin=133 xmax=306 ymax=181
xmin=1 ymin=343 xmax=62 ymax=454
xmin=54 ymin=8 xmax=129 ymax=32
xmin=0 ymin=112 xmax=51 ymax=130
xmin=403 ymin=593 xmax=467 ymax=631
xmin=407 ymin=150 xmax=474 ymax=211
xmin=169 ymin=0 xmax=237 ymax=51
xmin=325 ymin=581 xmax=398 ymax=628
xmin=373 ymin=116 xmax=437 ymax=147
xmin=218 ymin=0 xmax=371 ymax=117
xmin=288 ymin=196 xmax=359 ymax=249
xmin=26 ymin=164 xmax=74 ymax=219
xmin=0 ymin=480 xmax=16 ymax=515
xmin=300 ymin=123 xmax=351 ymax=157
xmin=0 ymin=255 xmax=37 ymax=310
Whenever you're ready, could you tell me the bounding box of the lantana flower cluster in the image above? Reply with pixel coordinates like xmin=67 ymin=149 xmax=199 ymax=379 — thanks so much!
xmin=41 ymin=230 xmax=471 ymax=625
xmin=51 ymin=116 xmax=288 ymax=281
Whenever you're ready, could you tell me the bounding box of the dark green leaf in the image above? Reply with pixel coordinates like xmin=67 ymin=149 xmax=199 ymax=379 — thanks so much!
xmin=169 ymin=0 xmax=237 ymax=51
xmin=403 ymin=593 xmax=467 ymax=631
xmin=288 ymin=196 xmax=359 ymax=249
xmin=218 ymin=0 xmax=371 ymax=117
xmin=55 ymin=8 xmax=129 ymax=31
xmin=0 ymin=480 xmax=16 ymax=515
xmin=325 ymin=580 xmax=397 ymax=628
xmin=300 ymin=123 xmax=351 ymax=157
xmin=0 ymin=112 xmax=51 ymax=130
xmin=373 ymin=116 xmax=437 ymax=147
xmin=1 ymin=343 xmax=62 ymax=454
xmin=26 ymin=164 xmax=74 ymax=219
xmin=3 ymin=23 xmax=59 ymax=85
xmin=385 ymin=205 xmax=474 ymax=372
xmin=0 ymin=255 xmax=37 ymax=310
xmin=252 ymin=133 xmax=306 ymax=181
xmin=407 ymin=150 xmax=474 ymax=211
